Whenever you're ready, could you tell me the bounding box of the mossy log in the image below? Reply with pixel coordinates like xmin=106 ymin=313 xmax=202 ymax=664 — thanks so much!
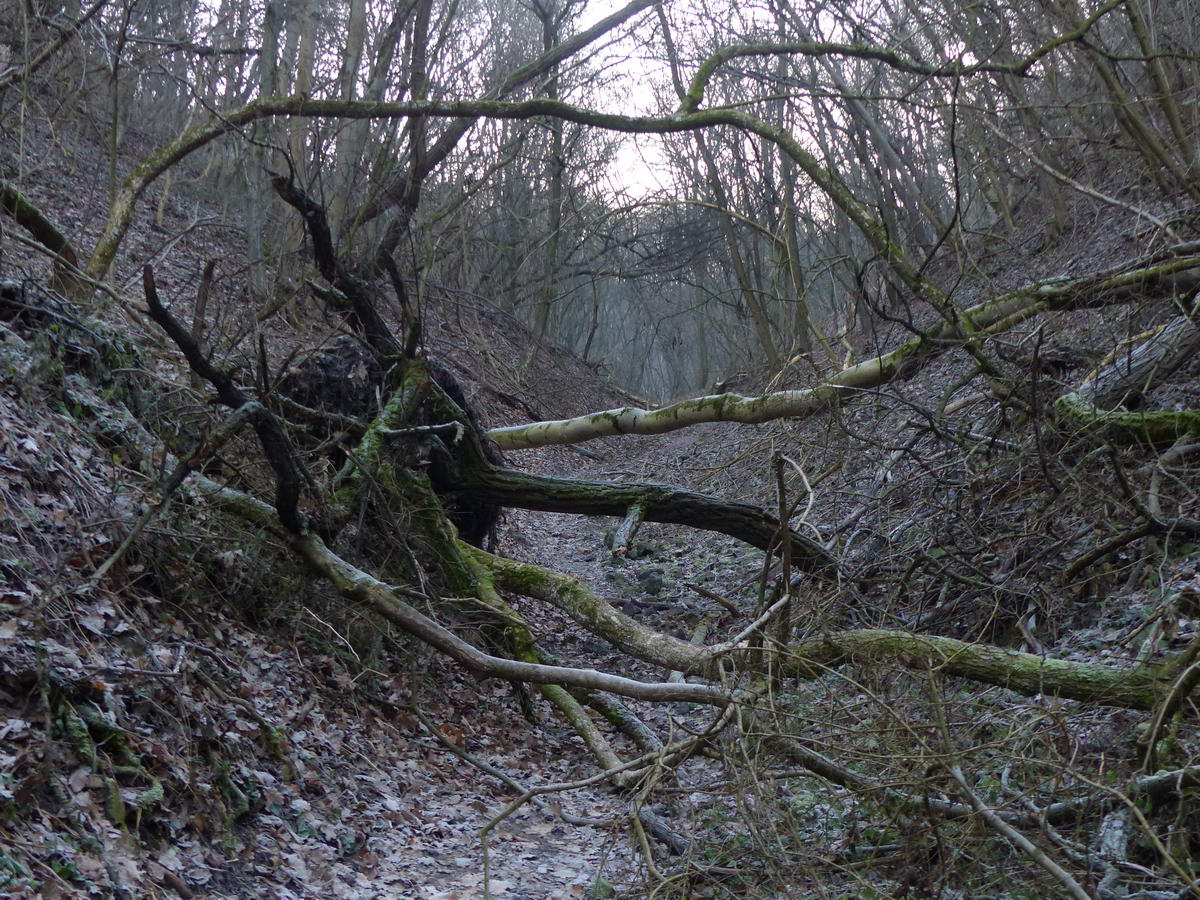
xmin=1053 ymin=394 xmax=1200 ymax=445
xmin=787 ymin=630 xmax=1171 ymax=710
xmin=470 ymin=546 xmax=722 ymax=676
xmin=197 ymin=469 xmax=1190 ymax=713
xmin=1054 ymin=299 xmax=1200 ymax=444
xmin=471 ymin=538 xmax=1180 ymax=713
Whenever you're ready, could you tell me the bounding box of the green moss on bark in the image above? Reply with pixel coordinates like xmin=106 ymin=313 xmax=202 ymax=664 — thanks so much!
xmin=1054 ymin=393 xmax=1200 ymax=445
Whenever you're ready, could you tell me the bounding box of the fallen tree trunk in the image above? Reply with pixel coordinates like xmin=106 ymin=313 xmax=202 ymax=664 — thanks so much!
xmin=490 ymin=243 xmax=1200 ymax=450
xmin=136 ymin=258 xmax=693 ymax=790
xmin=1055 ymin=290 xmax=1200 ymax=444
xmin=1 ymin=178 xmax=87 ymax=296
xmin=471 ymin=540 xmax=1181 ymax=712
xmin=192 ymin=472 xmax=735 ymax=706
xmin=199 ymin=465 xmax=1183 ymax=713
xmin=787 ymin=629 xmax=1172 ymax=711
xmin=442 ymin=463 xmax=837 ymax=574
xmin=471 ymin=546 xmax=765 ymax=678
xmin=1054 ymin=396 xmax=1200 ymax=445
xmin=395 ymin=358 xmax=841 ymax=575
xmin=762 ymin=736 xmax=1200 ymax=826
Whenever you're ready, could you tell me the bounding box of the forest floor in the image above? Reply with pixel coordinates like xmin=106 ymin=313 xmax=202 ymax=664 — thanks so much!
xmin=0 ymin=282 xmax=779 ymax=896
xmin=4 ymin=113 xmax=1200 ymax=900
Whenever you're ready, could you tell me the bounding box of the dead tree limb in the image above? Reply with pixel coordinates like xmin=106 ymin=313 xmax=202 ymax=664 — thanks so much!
xmin=611 ymin=499 xmax=645 ymax=556
xmin=443 ymin=462 xmax=837 ymax=574
xmin=189 ymin=473 xmax=734 ymax=706
xmin=788 ymin=629 xmax=1172 ymax=710
xmin=142 ymin=265 xmax=308 ymax=532
xmin=491 ymin=243 xmax=1200 ymax=450
xmin=1 ymin=179 xmax=86 ymax=296
xmin=269 ymin=174 xmax=401 ymax=360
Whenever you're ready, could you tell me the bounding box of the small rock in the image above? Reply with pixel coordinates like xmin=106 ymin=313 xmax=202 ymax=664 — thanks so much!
xmin=637 ymin=568 xmax=666 ymax=596
xmin=626 ymin=542 xmax=657 ymax=560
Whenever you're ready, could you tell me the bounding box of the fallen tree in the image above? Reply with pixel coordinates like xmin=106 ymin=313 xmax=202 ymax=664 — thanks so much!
xmin=1055 ymin=287 xmax=1200 ymax=444
xmin=193 ymin=471 xmax=735 ymax=706
xmin=12 ymin=121 xmax=1194 ymax=705
xmin=131 ymin=305 xmax=1182 ymax=715
xmin=489 ymin=243 xmax=1200 ymax=450
xmin=119 ymin=176 xmax=1192 ymax=791
xmin=129 ymin=179 xmax=1192 ymax=720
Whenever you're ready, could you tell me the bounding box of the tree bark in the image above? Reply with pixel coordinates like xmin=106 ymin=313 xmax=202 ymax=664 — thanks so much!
xmin=1 ymin=179 xmax=85 ymax=295
xmin=441 ymin=461 xmax=836 ymax=573
xmin=1055 ymin=293 xmax=1200 ymax=443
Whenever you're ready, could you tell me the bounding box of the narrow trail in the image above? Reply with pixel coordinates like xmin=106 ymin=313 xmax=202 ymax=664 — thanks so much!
xmin=382 ymin=421 xmax=764 ymax=898
xmin=422 ymin=420 xmax=776 ymax=898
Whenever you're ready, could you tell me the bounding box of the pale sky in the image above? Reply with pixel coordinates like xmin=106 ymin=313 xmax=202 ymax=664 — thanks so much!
xmin=577 ymin=0 xmax=674 ymax=197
